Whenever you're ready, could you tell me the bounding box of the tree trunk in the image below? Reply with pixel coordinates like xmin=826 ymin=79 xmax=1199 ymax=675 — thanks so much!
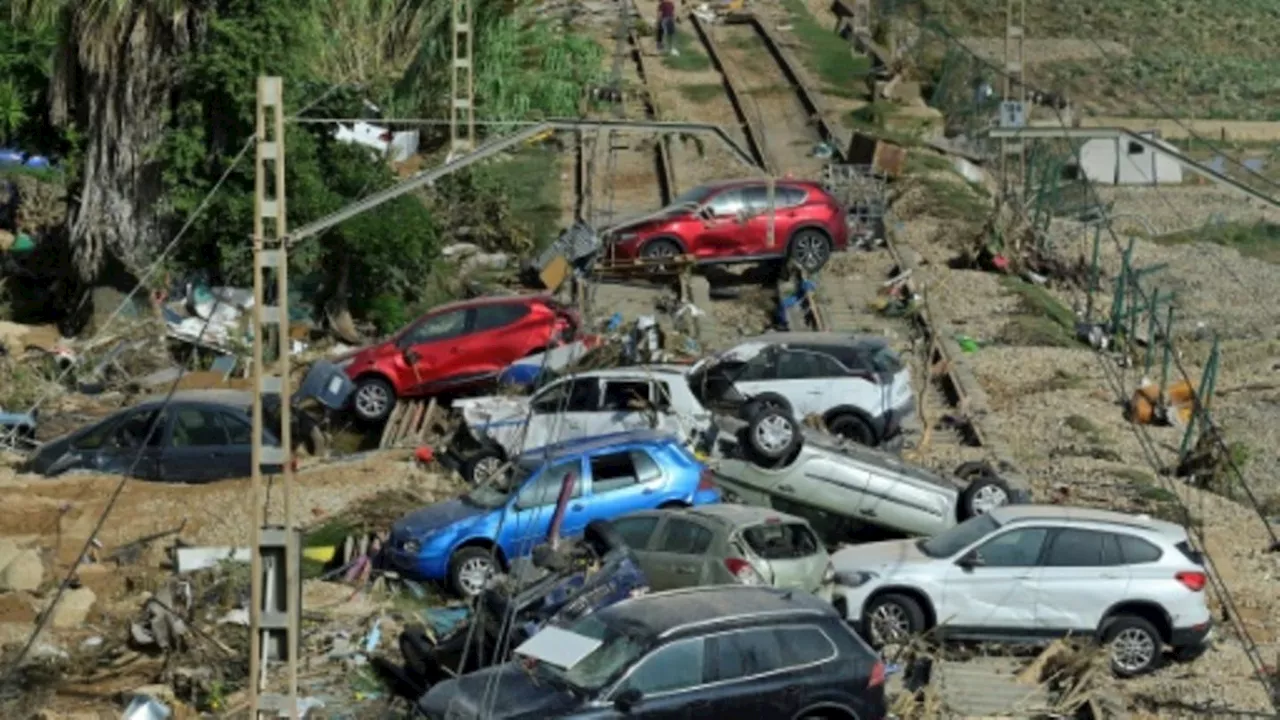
xmin=52 ymin=5 xmax=202 ymax=285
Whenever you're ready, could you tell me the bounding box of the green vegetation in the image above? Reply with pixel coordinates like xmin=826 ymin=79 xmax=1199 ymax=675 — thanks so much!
xmin=1065 ymin=413 xmax=1103 ymax=439
xmin=779 ymin=0 xmax=871 ymax=98
xmin=663 ymin=31 xmax=711 ymax=72
xmin=913 ymin=174 xmax=990 ymax=223
xmin=1150 ymin=220 xmax=1280 ymax=265
xmin=997 ymin=276 xmax=1079 ymax=347
xmin=678 ymin=83 xmax=726 ymax=104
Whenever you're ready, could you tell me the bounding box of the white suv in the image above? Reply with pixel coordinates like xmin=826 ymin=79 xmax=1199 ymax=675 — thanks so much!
xmin=688 ymin=332 xmax=914 ymax=447
xmin=829 ymin=505 xmax=1213 ymax=676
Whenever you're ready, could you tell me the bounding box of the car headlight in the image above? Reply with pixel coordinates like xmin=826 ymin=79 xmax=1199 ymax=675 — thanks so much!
xmin=833 ymin=570 xmax=878 ymax=588
xmin=401 ymin=539 xmax=421 ymax=554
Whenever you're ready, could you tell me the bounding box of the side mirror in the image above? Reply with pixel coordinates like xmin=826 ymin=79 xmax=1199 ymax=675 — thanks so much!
xmin=403 ymin=349 xmax=419 ymax=365
xmin=957 ymin=551 xmax=984 ymax=570
xmin=613 ymin=687 xmax=643 ymax=713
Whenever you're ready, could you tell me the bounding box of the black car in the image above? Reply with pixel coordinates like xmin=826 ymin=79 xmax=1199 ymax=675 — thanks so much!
xmin=23 ymin=390 xmax=288 ymax=483
xmin=417 ymin=585 xmax=887 ymax=720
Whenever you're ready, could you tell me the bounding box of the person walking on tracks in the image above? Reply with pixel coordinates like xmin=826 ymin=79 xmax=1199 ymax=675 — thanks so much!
xmin=656 ymin=0 xmax=679 ymax=56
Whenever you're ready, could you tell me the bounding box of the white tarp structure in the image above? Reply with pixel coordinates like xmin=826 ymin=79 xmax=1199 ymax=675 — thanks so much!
xmin=1078 ymin=132 xmax=1184 ymax=185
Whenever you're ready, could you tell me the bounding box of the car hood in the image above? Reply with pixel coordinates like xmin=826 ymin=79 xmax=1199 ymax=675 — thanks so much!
xmin=393 ymin=499 xmax=489 ymax=537
xmin=418 ymin=664 xmax=583 ymax=719
xmin=831 ymin=538 xmax=932 ymax=573
xmin=454 ymin=395 xmax=532 ymax=431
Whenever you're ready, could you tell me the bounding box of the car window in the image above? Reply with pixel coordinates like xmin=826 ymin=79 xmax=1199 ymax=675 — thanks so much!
xmin=74 ymin=415 xmax=124 ymax=450
xmin=219 ymin=412 xmax=255 ymax=445
xmin=619 ymin=638 xmax=706 ymax=696
xmin=974 ymin=528 xmax=1048 ymax=567
xmin=659 ymin=519 xmax=713 ymax=555
xmin=776 ymin=349 xmax=845 ymax=380
xmin=707 ymin=628 xmax=785 ymax=682
xmin=530 ymin=380 xmax=570 ymax=414
xmin=742 ymin=522 xmax=821 ymax=559
xmin=566 ymin=378 xmax=602 ymax=412
xmin=779 ymin=186 xmax=808 ymax=207
xmin=601 ymin=380 xmax=652 ymax=412
xmin=919 ymin=513 xmax=999 ymax=558
xmin=590 ymin=451 xmax=639 ymax=494
xmin=868 ymin=345 xmax=903 ymax=374
xmin=515 ymin=460 xmax=583 ymax=509
xmin=734 ymin=353 xmax=775 ymax=382
xmin=707 ymin=189 xmax=745 ymax=217
xmin=171 ymin=408 xmax=230 ymax=448
xmin=1044 ymin=529 xmax=1125 ymax=567
xmin=402 ymin=309 xmax=469 ymax=345
xmin=631 ymin=450 xmax=662 ymax=483
xmin=776 ymin=626 xmax=836 ymax=666
xmin=612 ymin=516 xmax=660 ymax=549
xmin=1116 ymin=534 xmax=1163 ymax=564
xmin=473 ymin=303 xmax=530 ymax=332
xmin=653 ymin=381 xmax=673 ymax=411
xmin=110 ymin=409 xmax=168 ymax=449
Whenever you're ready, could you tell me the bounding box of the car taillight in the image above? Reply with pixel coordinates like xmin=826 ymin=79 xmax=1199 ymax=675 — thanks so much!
xmin=697 ymin=469 xmax=716 ymax=492
xmin=1176 ymin=571 xmax=1207 ymax=592
xmin=724 ymin=557 xmax=764 ymax=585
xmin=868 ymin=659 xmax=885 ymax=689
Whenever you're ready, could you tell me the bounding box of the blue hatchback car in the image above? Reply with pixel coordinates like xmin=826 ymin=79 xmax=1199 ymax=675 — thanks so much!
xmin=385 ymin=429 xmax=721 ymax=597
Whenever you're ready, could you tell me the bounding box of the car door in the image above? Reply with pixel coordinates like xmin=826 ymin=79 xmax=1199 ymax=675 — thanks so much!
xmin=95 ymin=408 xmax=168 ymax=480
xmin=771 ymin=348 xmax=845 ymax=417
xmin=501 ymin=458 xmax=586 ymax=556
xmin=521 ymin=377 xmax=604 ymax=452
xmin=609 ymin=514 xmax=664 ymax=563
xmin=937 ymin=526 xmax=1050 ymax=631
xmin=703 ymin=627 xmax=810 ymax=718
xmin=398 ymin=308 xmax=472 ymax=395
xmin=469 ymin=302 xmax=536 ymax=371
xmin=724 ymin=348 xmax=779 ymax=404
xmin=1034 ymin=528 xmax=1132 ymax=633
xmin=694 ymin=188 xmax=749 ymax=259
xmin=642 ymin=517 xmax=716 ymax=590
xmin=600 ymin=379 xmax=658 ymax=433
xmin=163 ymin=405 xmax=232 ymax=483
xmin=584 ymin=449 xmax=667 ymax=527
xmin=606 ymin=637 xmax=706 ymax=719
xmin=740 ymin=184 xmax=799 ymax=257
xmin=215 ymin=410 xmax=260 ymax=480
xmin=851 ymin=454 xmax=955 ymax=536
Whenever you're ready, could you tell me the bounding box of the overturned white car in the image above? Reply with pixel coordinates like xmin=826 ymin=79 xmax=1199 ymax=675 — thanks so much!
xmin=450 ymin=366 xmax=712 ymax=483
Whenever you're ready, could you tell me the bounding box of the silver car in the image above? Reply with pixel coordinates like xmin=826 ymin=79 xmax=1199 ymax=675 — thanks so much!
xmin=708 ymin=407 xmax=1026 ymax=538
xmin=607 ymin=505 xmax=835 ymax=599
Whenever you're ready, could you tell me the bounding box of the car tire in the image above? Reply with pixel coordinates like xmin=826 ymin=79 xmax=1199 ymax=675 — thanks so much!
xmin=828 ymin=413 xmax=876 ymax=446
xmin=1103 ymin=615 xmax=1164 ymax=677
xmin=352 ymin=376 xmax=396 ymax=423
xmin=863 ymin=593 xmax=926 ymax=647
xmin=640 ymin=237 xmax=682 ymax=260
xmin=740 ymin=393 xmax=793 ymax=422
xmin=448 ymin=546 xmax=498 ymax=598
xmin=463 ymin=444 xmax=508 ymax=485
xmin=788 ymin=229 xmax=833 ymax=273
xmin=958 ymin=475 xmax=1013 ymax=519
xmin=744 ymin=406 xmax=802 ymax=465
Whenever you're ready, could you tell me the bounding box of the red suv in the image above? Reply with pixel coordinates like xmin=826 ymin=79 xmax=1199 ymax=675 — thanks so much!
xmin=604 ymin=179 xmax=849 ymax=271
xmin=338 ymin=294 xmax=583 ymax=422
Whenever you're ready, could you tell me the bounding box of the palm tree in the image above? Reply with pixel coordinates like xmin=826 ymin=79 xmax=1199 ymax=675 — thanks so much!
xmin=15 ymin=0 xmax=203 ymax=284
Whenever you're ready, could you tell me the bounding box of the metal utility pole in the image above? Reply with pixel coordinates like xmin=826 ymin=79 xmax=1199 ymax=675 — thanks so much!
xmin=998 ymin=0 xmax=1027 ymax=201
xmin=248 ymin=75 xmax=300 ymax=720
xmin=450 ymin=0 xmax=476 ymax=154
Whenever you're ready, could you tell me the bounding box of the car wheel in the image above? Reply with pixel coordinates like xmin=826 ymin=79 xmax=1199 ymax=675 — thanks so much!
xmin=352 ymin=376 xmax=396 ymax=423
xmin=958 ymin=475 xmax=1013 ymax=519
xmin=1104 ymin=615 xmax=1164 ymax=677
xmin=463 ymin=444 xmax=507 ymax=485
xmin=449 ymin=547 xmax=498 ymax=598
xmin=788 ymin=229 xmax=832 ymax=273
xmin=640 ymin=238 xmax=682 ymax=261
xmin=828 ymin=413 xmax=876 ymax=446
xmin=863 ymin=593 xmax=926 ymax=647
xmin=745 ymin=406 xmax=801 ymax=464
xmin=740 ymin=393 xmax=792 ymax=422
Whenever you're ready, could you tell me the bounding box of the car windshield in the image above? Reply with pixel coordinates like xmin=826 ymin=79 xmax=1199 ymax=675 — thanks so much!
xmin=668 ymin=185 xmax=716 ymax=208
xmin=918 ymin=513 xmax=1000 ymax=558
xmin=868 ymin=345 xmax=903 ymax=374
xmin=463 ymin=459 xmax=537 ymax=509
xmin=535 ymin=615 xmax=648 ymax=693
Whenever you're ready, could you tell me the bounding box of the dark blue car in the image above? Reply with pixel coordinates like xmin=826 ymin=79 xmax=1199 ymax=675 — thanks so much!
xmin=385 ymin=430 xmax=721 ymax=597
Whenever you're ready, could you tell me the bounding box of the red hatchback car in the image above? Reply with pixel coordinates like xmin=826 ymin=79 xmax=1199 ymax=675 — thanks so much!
xmin=605 ymin=179 xmax=850 ymax=271
xmin=338 ymin=294 xmax=583 ymax=422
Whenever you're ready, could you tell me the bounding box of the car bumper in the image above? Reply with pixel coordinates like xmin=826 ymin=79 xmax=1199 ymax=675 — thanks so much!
xmin=692 ymin=487 xmax=723 ymax=506
xmin=831 ymin=581 xmax=878 ymax=624
xmin=881 ymin=398 xmax=915 ymax=440
xmin=1170 ymin=618 xmax=1214 ymax=649
xmin=378 ymin=545 xmax=448 ymax=582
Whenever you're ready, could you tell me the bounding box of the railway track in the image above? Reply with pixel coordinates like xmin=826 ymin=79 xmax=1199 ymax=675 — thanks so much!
xmin=687 ymin=10 xmax=984 ymax=453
